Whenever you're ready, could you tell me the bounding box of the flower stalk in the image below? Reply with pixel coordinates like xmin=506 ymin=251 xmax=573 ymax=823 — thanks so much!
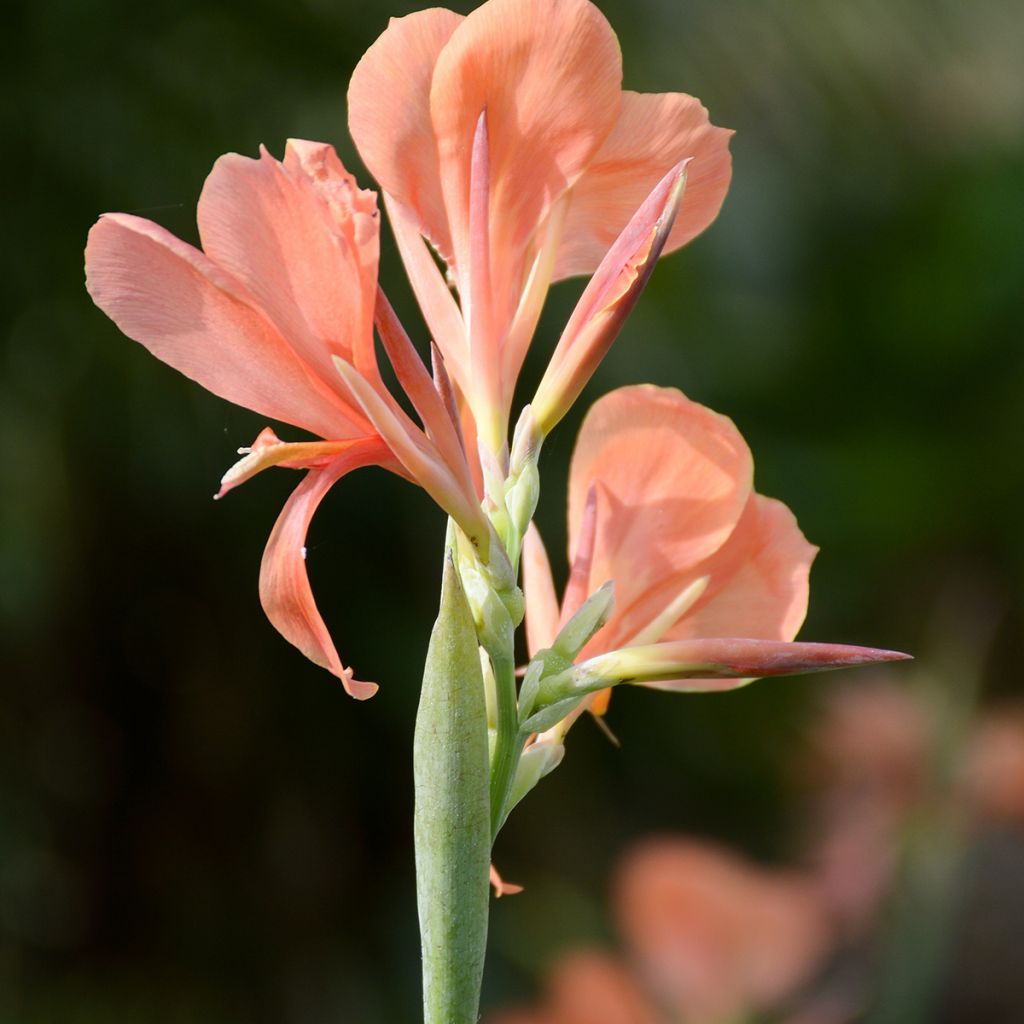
xmin=414 ymin=544 xmax=492 ymax=1024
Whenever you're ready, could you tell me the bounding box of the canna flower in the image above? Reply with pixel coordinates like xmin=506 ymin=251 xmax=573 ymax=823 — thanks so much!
xmin=85 ymin=140 xmax=485 ymax=698
xmin=521 ymin=385 xmax=906 ymax=737
xmin=348 ymin=0 xmax=733 ymax=454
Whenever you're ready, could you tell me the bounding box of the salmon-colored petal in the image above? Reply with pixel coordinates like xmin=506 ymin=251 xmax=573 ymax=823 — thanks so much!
xmin=429 ymin=0 xmax=622 ymax=327
xmin=608 ymin=495 xmax=816 ymax=653
xmin=216 ymin=428 xmax=371 ymax=498
xmin=196 ymin=141 xmax=381 ymax=394
xmin=668 ymin=495 xmax=817 ymax=643
xmin=259 ymin=439 xmax=390 ymax=698
xmin=85 ymin=214 xmax=358 ymax=440
xmin=522 ymin=524 xmax=560 ymax=657
xmin=348 ymin=8 xmax=463 ymax=263
xmin=556 ymin=91 xmax=733 ymax=279
xmin=334 ymin=358 xmax=492 ymax=556
xmin=384 ymin=193 xmax=469 ymax=393
xmin=568 ymin=385 xmax=753 ymax=634
xmin=533 ymin=162 xmax=687 ymax=436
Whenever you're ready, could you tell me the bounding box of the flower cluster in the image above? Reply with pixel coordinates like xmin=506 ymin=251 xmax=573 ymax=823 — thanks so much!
xmin=85 ymin=0 xmax=905 ymax=833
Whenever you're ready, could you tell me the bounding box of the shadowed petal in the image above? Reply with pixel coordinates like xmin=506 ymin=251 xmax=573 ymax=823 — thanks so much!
xmin=259 ymin=439 xmax=391 ymax=698
xmin=429 ymin=0 xmax=622 ymax=326
xmin=668 ymin=495 xmax=817 ymax=643
xmin=556 ymin=91 xmax=733 ymax=279
xmin=196 ymin=141 xmax=382 ymax=394
xmin=348 ymin=8 xmax=463 ymax=264
xmin=607 ymin=494 xmax=817 ymax=653
xmin=85 ymin=214 xmax=360 ymax=440
xmin=568 ymin=385 xmax=753 ymax=633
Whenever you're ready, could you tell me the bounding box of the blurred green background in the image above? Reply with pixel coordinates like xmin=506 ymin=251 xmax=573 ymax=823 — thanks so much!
xmin=3 ymin=0 xmax=1023 ymax=1020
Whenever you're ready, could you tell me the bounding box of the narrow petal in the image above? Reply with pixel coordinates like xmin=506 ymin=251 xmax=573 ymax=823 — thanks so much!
xmin=521 ymin=524 xmax=560 ymax=657
xmin=567 ymin=385 xmax=753 ymax=636
xmin=216 ymin=428 xmax=374 ymax=498
xmin=558 ymin=483 xmax=600 ymax=628
xmin=85 ymin=214 xmax=359 ymax=440
xmin=348 ymin=8 xmax=463 ymax=263
xmin=578 ymin=638 xmax=911 ymax=695
xmin=556 ymin=91 xmax=733 ymax=279
xmin=259 ymin=439 xmax=391 ymax=698
xmin=196 ymin=141 xmax=382 ymax=395
xmin=373 ymin=287 xmax=475 ymax=503
xmin=532 ymin=162 xmax=687 ymax=434
xmin=384 ymin=193 xmax=469 ymax=393
xmin=429 ymin=0 xmax=623 ymax=326
xmin=334 ymin=358 xmax=491 ymax=555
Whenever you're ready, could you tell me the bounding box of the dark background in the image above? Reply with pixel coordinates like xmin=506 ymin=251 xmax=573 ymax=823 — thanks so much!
xmin=3 ymin=0 xmax=1023 ymax=1020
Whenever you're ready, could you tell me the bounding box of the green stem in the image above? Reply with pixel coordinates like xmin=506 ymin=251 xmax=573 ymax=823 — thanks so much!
xmin=414 ymin=550 xmax=491 ymax=1024
xmin=487 ymin=641 xmax=522 ymax=838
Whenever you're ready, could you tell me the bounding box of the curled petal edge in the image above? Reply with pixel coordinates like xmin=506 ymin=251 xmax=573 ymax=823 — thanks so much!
xmin=259 ymin=438 xmax=392 ymax=699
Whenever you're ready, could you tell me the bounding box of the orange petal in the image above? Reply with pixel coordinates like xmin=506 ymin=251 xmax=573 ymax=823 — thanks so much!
xmin=568 ymin=385 xmax=753 ymax=641
xmin=429 ymin=0 xmax=622 ymax=328
xmin=196 ymin=141 xmax=382 ymax=395
xmin=348 ymin=8 xmax=463 ymax=263
xmin=556 ymin=91 xmax=733 ymax=279
xmin=259 ymin=440 xmax=390 ymax=698
xmin=522 ymin=524 xmax=560 ymax=658
xmin=85 ymin=214 xmax=360 ymax=440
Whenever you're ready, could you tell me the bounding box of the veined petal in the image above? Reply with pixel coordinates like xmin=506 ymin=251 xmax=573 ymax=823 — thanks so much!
xmin=605 ymin=494 xmax=816 ymax=654
xmin=259 ymin=439 xmax=391 ymax=699
xmin=383 ymin=194 xmax=469 ymax=393
xmin=196 ymin=141 xmax=382 ymax=395
xmin=567 ymin=385 xmax=753 ymax=636
xmin=556 ymin=91 xmax=733 ymax=279
xmin=522 ymin=524 xmax=561 ymax=658
xmin=348 ymin=8 xmax=463 ymax=264
xmin=429 ymin=0 xmax=622 ymax=328
xmin=667 ymin=495 xmax=817 ymax=643
xmin=85 ymin=213 xmax=361 ymax=440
